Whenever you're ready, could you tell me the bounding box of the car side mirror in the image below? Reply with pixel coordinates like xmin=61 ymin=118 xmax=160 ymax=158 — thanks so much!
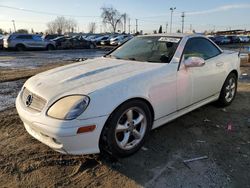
xmin=184 ymin=57 xmax=205 ymax=67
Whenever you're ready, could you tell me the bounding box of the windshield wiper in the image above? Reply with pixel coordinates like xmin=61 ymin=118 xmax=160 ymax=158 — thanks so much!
xmin=105 ymin=54 xmax=121 ymax=59
xmin=128 ymin=57 xmax=136 ymax=61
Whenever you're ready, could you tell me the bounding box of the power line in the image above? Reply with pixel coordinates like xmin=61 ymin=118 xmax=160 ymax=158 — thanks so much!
xmin=0 ymin=5 xmax=99 ymax=18
xmin=0 ymin=19 xmax=47 ymax=24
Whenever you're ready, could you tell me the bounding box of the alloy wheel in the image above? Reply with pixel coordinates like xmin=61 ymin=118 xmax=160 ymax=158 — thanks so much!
xmin=115 ymin=107 xmax=147 ymax=150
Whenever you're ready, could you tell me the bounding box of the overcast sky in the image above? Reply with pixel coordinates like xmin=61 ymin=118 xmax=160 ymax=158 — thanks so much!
xmin=0 ymin=0 xmax=249 ymax=33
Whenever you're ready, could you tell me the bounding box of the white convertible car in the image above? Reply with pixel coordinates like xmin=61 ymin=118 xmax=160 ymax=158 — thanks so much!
xmin=16 ymin=34 xmax=240 ymax=157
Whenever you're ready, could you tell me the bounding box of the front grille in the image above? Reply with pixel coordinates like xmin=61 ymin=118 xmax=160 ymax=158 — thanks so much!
xmin=22 ymin=88 xmax=47 ymax=112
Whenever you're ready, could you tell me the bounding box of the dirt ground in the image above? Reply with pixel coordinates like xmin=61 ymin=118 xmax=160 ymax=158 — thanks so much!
xmin=0 ymin=50 xmax=249 ymax=188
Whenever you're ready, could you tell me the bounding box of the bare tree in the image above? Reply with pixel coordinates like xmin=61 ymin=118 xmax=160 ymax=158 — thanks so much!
xmin=47 ymin=22 xmax=57 ymax=34
xmin=66 ymin=18 xmax=77 ymax=33
xmin=47 ymin=16 xmax=77 ymax=34
xmin=88 ymin=22 xmax=97 ymax=33
xmin=101 ymin=7 xmax=125 ymax=33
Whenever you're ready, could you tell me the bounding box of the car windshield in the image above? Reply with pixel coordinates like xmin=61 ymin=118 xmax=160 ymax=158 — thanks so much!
xmin=108 ymin=36 xmax=180 ymax=63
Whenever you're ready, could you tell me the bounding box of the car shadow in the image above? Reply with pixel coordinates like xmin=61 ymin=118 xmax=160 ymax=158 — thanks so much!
xmin=99 ymin=89 xmax=250 ymax=187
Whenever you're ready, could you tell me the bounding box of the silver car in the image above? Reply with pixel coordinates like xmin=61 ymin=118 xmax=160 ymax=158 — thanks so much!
xmin=4 ymin=34 xmax=56 ymax=51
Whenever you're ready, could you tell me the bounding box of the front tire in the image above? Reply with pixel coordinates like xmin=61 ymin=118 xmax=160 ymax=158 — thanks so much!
xmin=16 ymin=44 xmax=26 ymax=51
xmin=217 ymin=73 xmax=237 ymax=106
xmin=100 ymin=100 xmax=153 ymax=157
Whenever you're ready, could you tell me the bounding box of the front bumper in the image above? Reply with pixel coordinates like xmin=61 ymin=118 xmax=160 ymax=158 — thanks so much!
xmin=16 ymin=93 xmax=108 ymax=155
xmin=110 ymin=41 xmax=118 ymax=45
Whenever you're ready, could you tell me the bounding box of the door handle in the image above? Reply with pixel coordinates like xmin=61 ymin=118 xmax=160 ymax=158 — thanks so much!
xmin=216 ymin=62 xmax=224 ymax=67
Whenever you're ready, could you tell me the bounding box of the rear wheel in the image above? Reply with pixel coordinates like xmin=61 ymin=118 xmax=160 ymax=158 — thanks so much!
xmin=217 ymin=73 xmax=237 ymax=106
xmin=89 ymin=43 xmax=95 ymax=49
xmin=100 ymin=100 xmax=152 ymax=157
xmin=16 ymin=44 xmax=25 ymax=51
xmin=47 ymin=44 xmax=55 ymax=51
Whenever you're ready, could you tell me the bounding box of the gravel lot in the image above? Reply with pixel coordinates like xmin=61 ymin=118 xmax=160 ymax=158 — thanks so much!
xmin=0 ymin=49 xmax=249 ymax=188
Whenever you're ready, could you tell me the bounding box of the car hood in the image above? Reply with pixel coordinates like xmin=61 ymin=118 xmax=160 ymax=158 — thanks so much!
xmin=24 ymin=57 xmax=163 ymax=100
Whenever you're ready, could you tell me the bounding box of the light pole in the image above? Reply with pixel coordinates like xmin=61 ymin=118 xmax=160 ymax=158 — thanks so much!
xmin=135 ymin=19 xmax=138 ymax=34
xmin=181 ymin=12 xmax=185 ymax=33
xmin=12 ymin=20 xmax=16 ymax=33
xmin=170 ymin=7 xmax=176 ymax=33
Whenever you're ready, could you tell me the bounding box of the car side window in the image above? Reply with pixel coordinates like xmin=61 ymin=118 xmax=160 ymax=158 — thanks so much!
xmin=33 ymin=36 xmax=42 ymax=41
xmin=16 ymin=35 xmax=33 ymax=40
xmin=183 ymin=38 xmax=221 ymax=60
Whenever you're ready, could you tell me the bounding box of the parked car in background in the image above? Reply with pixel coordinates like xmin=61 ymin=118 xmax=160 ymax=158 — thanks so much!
xmin=211 ymin=36 xmax=231 ymax=45
xmin=93 ymin=35 xmax=110 ymax=45
xmin=4 ymin=34 xmax=56 ymax=51
xmin=54 ymin=36 xmax=96 ymax=49
xmin=16 ymin=34 xmax=240 ymax=157
xmin=0 ymin=35 xmax=3 ymax=49
xmin=100 ymin=35 xmax=119 ymax=45
xmin=238 ymin=36 xmax=250 ymax=43
xmin=43 ymin=34 xmax=63 ymax=40
xmin=117 ymin=35 xmax=133 ymax=45
xmin=85 ymin=35 xmax=101 ymax=41
xmin=52 ymin=36 xmax=70 ymax=48
xmin=226 ymin=35 xmax=240 ymax=44
xmin=110 ymin=35 xmax=129 ymax=46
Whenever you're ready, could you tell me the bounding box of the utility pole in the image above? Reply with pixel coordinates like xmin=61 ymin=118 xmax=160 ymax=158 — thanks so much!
xmin=181 ymin=12 xmax=185 ymax=33
xmin=169 ymin=7 xmax=176 ymax=33
xmin=136 ymin=19 xmax=138 ymax=33
xmin=128 ymin=18 xmax=131 ymax=34
xmin=12 ymin=20 xmax=16 ymax=32
xmin=123 ymin=14 xmax=127 ymax=33
xmin=166 ymin=23 xmax=168 ymax=33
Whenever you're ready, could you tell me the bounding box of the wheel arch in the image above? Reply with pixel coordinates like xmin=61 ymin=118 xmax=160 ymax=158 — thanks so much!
xmin=220 ymin=69 xmax=238 ymax=92
xmin=98 ymin=97 xmax=155 ymax=150
xmin=15 ymin=43 xmax=25 ymax=48
xmin=107 ymin=97 xmax=155 ymax=124
xmin=119 ymin=97 xmax=155 ymax=122
xmin=229 ymin=69 xmax=238 ymax=79
xmin=47 ymin=43 xmax=55 ymax=49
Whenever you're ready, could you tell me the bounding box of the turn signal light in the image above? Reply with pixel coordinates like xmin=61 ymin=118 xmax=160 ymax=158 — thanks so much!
xmin=77 ymin=125 xmax=96 ymax=134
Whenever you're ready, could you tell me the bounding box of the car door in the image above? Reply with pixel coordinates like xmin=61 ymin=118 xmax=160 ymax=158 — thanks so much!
xmin=32 ymin=35 xmax=45 ymax=48
xmin=177 ymin=37 xmax=225 ymax=109
xmin=24 ymin=35 xmax=35 ymax=48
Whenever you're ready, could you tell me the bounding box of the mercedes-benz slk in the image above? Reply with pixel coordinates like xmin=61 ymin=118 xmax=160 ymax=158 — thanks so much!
xmin=16 ymin=34 xmax=240 ymax=157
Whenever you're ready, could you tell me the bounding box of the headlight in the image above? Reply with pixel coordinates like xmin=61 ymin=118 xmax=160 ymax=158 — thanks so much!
xmin=47 ymin=95 xmax=90 ymax=120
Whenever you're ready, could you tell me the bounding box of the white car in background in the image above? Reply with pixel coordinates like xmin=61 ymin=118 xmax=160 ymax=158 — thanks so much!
xmin=110 ymin=35 xmax=129 ymax=45
xmin=16 ymin=34 xmax=240 ymax=157
xmin=238 ymin=36 xmax=250 ymax=43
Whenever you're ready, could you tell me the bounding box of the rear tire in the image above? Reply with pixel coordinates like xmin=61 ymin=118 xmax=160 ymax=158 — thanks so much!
xmin=217 ymin=73 xmax=237 ymax=107
xmin=47 ymin=44 xmax=55 ymax=51
xmin=89 ymin=43 xmax=95 ymax=49
xmin=100 ymin=100 xmax=152 ymax=157
xmin=16 ymin=44 xmax=25 ymax=51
